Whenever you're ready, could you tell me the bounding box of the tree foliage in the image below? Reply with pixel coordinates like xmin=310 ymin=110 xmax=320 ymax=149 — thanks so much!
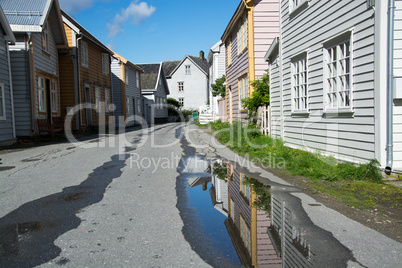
xmin=242 ymin=71 xmax=270 ymax=118
xmin=167 ymin=97 xmax=180 ymax=116
xmin=211 ymin=75 xmax=226 ymax=98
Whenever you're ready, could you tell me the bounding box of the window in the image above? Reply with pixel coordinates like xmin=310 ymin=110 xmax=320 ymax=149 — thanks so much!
xmin=125 ymin=70 xmax=129 ymax=85
xmin=238 ymin=74 xmax=248 ymax=110
xmin=237 ymin=23 xmax=242 ymax=54
xmin=51 ymin=80 xmax=58 ymax=113
xmin=126 ymin=96 xmax=130 ymax=114
xmin=178 ymin=81 xmax=184 ymax=92
xmin=38 ymin=77 xmax=45 ymax=112
xmin=240 ymin=173 xmax=250 ymax=201
xmin=229 ymin=198 xmax=235 ymax=219
xmin=137 ymin=98 xmax=141 ymax=114
xmin=324 ymin=35 xmax=352 ymax=111
xmin=227 ymin=38 xmax=232 ymax=66
xmin=95 ymin=86 xmax=101 ymax=114
xmin=81 ymin=41 xmax=88 ymax=68
xmin=42 ymin=23 xmax=49 ymax=52
xmin=136 ymin=71 xmax=140 ymax=87
xmin=243 ymin=16 xmax=247 ymax=50
xmin=102 ymin=53 xmax=109 ymax=75
xmin=291 ymin=54 xmax=308 ymax=112
xmin=0 ymin=83 xmax=5 ymax=120
xmin=185 ymin=65 xmax=191 ymax=75
xmin=237 ymin=16 xmax=248 ymax=55
xmin=178 ymin=97 xmax=184 ymax=107
xmin=240 ymin=215 xmax=251 ymax=254
xmin=105 ymin=88 xmax=110 ymax=113
xmin=290 ymin=0 xmax=309 ymax=13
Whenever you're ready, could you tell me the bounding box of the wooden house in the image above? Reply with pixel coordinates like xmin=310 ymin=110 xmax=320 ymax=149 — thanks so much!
xmin=163 ymin=52 xmax=210 ymax=110
xmin=221 ymin=0 xmax=280 ymax=123
xmin=138 ymin=63 xmax=169 ymax=124
xmin=111 ymin=52 xmax=144 ymax=127
xmin=225 ymin=163 xmax=282 ymax=267
xmin=265 ymin=0 xmax=402 ymax=171
xmin=2 ymin=0 xmax=68 ymax=137
xmin=0 ymin=5 xmax=16 ymax=145
xmin=59 ymin=10 xmax=113 ymax=131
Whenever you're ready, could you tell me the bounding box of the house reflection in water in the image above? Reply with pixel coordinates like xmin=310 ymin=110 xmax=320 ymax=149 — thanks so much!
xmin=214 ymin=161 xmax=312 ymax=268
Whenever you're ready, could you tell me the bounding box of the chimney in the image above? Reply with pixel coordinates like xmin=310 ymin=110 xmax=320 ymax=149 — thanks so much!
xmin=199 ymin=50 xmax=205 ymax=61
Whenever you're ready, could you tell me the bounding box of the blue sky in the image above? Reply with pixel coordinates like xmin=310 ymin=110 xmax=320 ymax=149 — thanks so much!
xmin=59 ymin=0 xmax=240 ymax=64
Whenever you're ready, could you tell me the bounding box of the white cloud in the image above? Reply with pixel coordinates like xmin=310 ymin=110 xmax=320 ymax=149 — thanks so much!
xmin=107 ymin=1 xmax=156 ymax=39
xmin=59 ymin=0 xmax=94 ymax=14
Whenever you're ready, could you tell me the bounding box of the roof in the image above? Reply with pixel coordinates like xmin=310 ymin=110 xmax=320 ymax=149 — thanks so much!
xmin=61 ymin=9 xmax=112 ymax=54
xmin=0 ymin=5 xmax=15 ymax=44
xmin=221 ymin=0 xmax=247 ymax=42
xmin=112 ymin=51 xmax=144 ymax=73
xmin=265 ymin=37 xmax=279 ymax=62
xmin=167 ymin=55 xmax=210 ymax=78
xmin=162 ymin=60 xmax=180 ymax=78
xmin=1 ymin=0 xmax=67 ymax=48
xmin=207 ymin=41 xmax=224 ymax=62
xmin=137 ymin=63 xmax=161 ymax=91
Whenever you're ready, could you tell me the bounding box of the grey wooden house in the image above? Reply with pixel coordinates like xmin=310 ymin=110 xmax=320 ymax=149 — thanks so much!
xmin=1 ymin=0 xmax=68 ymax=137
xmin=0 ymin=5 xmax=16 ymax=145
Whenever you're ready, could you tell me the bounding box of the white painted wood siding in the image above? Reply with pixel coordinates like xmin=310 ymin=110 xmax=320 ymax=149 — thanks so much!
xmin=393 ymin=0 xmax=402 ymax=169
xmin=111 ymin=57 xmax=122 ymax=124
xmin=276 ymin=0 xmax=376 ymax=164
xmin=166 ymin=57 xmax=208 ymax=110
xmin=125 ymin=66 xmax=142 ymax=126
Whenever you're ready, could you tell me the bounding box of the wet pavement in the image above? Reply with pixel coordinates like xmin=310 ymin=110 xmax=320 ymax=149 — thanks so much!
xmin=0 ymin=122 xmax=401 ymax=267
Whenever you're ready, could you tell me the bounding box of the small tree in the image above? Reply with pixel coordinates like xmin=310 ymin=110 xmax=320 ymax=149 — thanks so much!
xmin=242 ymin=71 xmax=270 ymax=120
xmin=211 ymin=75 xmax=226 ymax=98
xmin=167 ymin=97 xmax=180 ymax=116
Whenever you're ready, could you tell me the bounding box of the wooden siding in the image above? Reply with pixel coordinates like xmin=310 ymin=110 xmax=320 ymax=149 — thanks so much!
xmin=111 ymin=57 xmax=123 ymax=121
xmin=394 ymin=1 xmax=402 ymax=169
xmin=79 ymin=38 xmax=112 ymax=127
xmin=254 ymin=0 xmax=280 ymax=78
xmin=256 ymin=210 xmax=282 ymax=267
xmin=58 ymin=52 xmax=75 ymax=120
xmin=9 ymin=38 xmax=31 ymax=137
xmin=0 ymin=30 xmax=14 ymax=142
xmin=272 ymin=0 xmax=376 ymax=164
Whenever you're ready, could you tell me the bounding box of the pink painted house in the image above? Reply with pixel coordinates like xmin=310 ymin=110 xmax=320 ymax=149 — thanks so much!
xmin=221 ymin=0 xmax=279 ymax=123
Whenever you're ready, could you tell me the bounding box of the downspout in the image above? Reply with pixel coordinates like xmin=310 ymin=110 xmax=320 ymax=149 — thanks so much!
xmin=27 ymin=32 xmax=37 ymax=135
xmin=6 ymin=43 xmax=16 ymax=139
xmin=385 ymin=0 xmax=395 ymax=174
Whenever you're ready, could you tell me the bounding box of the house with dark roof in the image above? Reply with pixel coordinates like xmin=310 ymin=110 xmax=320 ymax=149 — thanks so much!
xmin=162 ymin=52 xmax=209 ymax=110
xmin=138 ymin=63 xmax=169 ymax=124
xmin=59 ymin=10 xmax=114 ymax=131
xmin=111 ymin=52 xmax=144 ymax=127
xmin=0 ymin=5 xmax=16 ymax=145
xmin=1 ymin=0 xmax=69 ymax=137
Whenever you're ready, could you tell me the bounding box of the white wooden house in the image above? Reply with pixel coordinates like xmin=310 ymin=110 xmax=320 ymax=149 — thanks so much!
xmin=138 ymin=63 xmax=169 ymax=124
xmin=111 ymin=52 xmax=143 ymax=127
xmin=2 ymin=0 xmax=68 ymax=137
xmin=163 ymin=52 xmax=209 ymax=110
xmin=0 ymin=5 xmax=16 ymax=145
xmin=207 ymin=41 xmax=226 ymax=122
xmin=265 ymin=0 xmax=402 ymax=172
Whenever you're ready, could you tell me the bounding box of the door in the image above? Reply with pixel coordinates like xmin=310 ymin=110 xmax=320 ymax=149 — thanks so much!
xmin=84 ymin=85 xmax=92 ymax=126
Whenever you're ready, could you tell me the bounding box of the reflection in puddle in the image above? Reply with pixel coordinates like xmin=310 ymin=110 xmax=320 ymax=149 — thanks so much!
xmin=178 ymin=155 xmax=356 ymax=267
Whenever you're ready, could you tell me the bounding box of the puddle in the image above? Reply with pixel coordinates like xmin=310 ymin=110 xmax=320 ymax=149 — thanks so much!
xmin=177 ymin=151 xmax=359 ymax=267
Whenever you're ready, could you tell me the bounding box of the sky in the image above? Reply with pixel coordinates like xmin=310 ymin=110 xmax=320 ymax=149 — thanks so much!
xmin=59 ymin=0 xmax=240 ymax=64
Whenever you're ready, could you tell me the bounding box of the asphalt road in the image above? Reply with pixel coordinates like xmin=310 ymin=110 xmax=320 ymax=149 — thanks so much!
xmin=0 ymin=122 xmax=401 ymax=267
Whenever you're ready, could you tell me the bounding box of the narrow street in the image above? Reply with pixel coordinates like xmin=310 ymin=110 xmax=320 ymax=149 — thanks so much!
xmin=0 ymin=123 xmax=401 ymax=267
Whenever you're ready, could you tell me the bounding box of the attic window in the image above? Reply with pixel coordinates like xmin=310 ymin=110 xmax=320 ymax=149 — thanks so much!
xmin=42 ymin=23 xmax=49 ymax=52
xmin=185 ymin=65 xmax=191 ymax=75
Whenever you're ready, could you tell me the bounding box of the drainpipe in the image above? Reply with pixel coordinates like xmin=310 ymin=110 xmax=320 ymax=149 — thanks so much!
xmin=6 ymin=42 xmax=16 ymax=139
xmin=385 ymin=0 xmax=395 ymax=175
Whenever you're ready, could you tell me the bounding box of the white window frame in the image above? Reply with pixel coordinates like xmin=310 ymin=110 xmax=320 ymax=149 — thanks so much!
xmin=102 ymin=53 xmax=109 ymax=75
xmin=185 ymin=65 xmax=191 ymax=75
xmin=178 ymin=97 xmax=184 ymax=107
xmin=51 ymin=80 xmax=58 ymax=113
xmin=237 ymin=23 xmax=242 ymax=55
xmin=0 ymin=83 xmax=5 ymax=120
xmin=81 ymin=41 xmax=89 ymax=68
xmin=38 ymin=77 xmax=46 ymax=113
xmin=105 ymin=88 xmax=110 ymax=113
xmin=289 ymin=0 xmax=310 ymax=13
xmin=238 ymin=74 xmax=248 ymax=110
xmin=291 ymin=53 xmax=308 ymax=113
xmin=323 ymin=32 xmax=353 ymax=114
xmin=42 ymin=22 xmax=49 ymax=53
xmin=126 ymin=96 xmax=130 ymax=114
xmin=125 ymin=69 xmax=129 ymax=85
xmin=243 ymin=15 xmax=247 ymax=51
xmin=95 ymin=86 xmax=101 ymax=114
xmin=227 ymin=38 xmax=232 ymax=66
xmin=136 ymin=71 xmax=140 ymax=87
xmin=178 ymin=81 xmax=184 ymax=92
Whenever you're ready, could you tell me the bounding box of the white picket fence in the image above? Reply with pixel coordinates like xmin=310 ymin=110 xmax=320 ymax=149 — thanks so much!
xmin=258 ymin=106 xmax=271 ymax=136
